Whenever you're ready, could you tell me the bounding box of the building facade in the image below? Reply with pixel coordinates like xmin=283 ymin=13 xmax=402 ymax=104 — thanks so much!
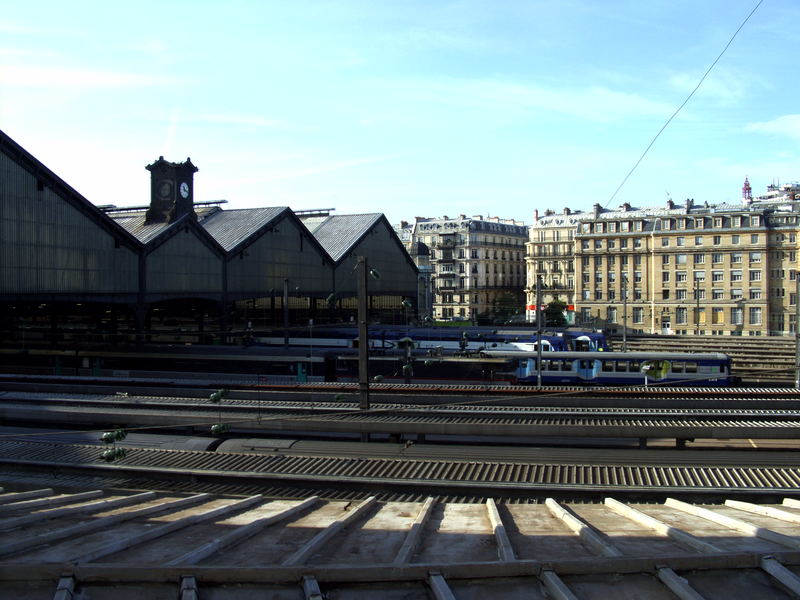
xmin=526 ymin=179 xmax=800 ymax=336
xmin=410 ymin=215 xmax=528 ymax=322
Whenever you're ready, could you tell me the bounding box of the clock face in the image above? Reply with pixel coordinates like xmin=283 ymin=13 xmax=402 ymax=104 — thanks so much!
xmin=179 ymin=182 xmax=190 ymax=199
xmin=159 ymin=181 xmax=172 ymax=198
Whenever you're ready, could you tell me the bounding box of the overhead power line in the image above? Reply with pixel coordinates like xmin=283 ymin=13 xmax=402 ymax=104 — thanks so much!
xmin=606 ymin=0 xmax=765 ymax=207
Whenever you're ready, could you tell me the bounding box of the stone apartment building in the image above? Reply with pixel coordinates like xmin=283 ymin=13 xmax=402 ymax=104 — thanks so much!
xmin=526 ymin=179 xmax=800 ymax=336
xmin=406 ymin=215 xmax=528 ymax=321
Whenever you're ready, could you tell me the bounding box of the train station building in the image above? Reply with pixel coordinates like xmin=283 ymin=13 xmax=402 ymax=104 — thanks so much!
xmin=0 ymin=129 xmax=418 ymax=345
xmin=527 ymin=180 xmax=800 ymax=337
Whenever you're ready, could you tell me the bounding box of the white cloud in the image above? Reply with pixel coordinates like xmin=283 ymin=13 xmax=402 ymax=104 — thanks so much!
xmin=384 ymin=78 xmax=674 ymax=122
xmin=669 ymin=71 xmax=747 ymax=105
xmin=745 ymin=114 xmax=800 ymax=141
xmin=0 ymin=65 xmax=173 ymax=88
xmin=197 ymin=114 xmax=284 ymax=128
xmin=234 ymin=154 xmax=403 ymax=184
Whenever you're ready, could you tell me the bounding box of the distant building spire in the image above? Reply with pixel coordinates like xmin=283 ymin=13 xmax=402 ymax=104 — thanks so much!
xmin=742 ymin=176 xmax=752 ymax=203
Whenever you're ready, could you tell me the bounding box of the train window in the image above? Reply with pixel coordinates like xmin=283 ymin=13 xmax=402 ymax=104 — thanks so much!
xmin=562 ymin=360 xmax=573 ymax=371
xmin=601 ymin=361 xmax=614 ymax=372
xmin=629 ymin=361 xmax=641 ymax=372
xmin=685 ymin=362 xmax=697 ymax=373
xmin=615 ymin=361 xmax=628 ymax=372
xmin=671 ymin=362 xmax=684 ymax=373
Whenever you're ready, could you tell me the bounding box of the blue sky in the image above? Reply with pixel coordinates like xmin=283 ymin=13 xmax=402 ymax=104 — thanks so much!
xmin=2 ymin=1 xmax=798 ymax=226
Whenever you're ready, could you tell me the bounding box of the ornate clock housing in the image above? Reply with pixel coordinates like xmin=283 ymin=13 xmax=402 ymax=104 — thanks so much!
xmin=145 ymin=156 xmax=198 ymax=224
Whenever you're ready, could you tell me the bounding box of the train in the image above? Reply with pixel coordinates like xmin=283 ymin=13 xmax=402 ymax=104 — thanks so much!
xmin=479 ymin=350 xmax=735 ymax=386
xmin=255 ymin=326 xmax=608 ymax=354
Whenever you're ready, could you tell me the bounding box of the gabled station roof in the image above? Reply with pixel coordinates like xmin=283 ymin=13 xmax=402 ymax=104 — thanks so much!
xmin=301 ymin=213 xmax=384 ymax=263
xmin=198 ymin=206 xmax=289 ymax=252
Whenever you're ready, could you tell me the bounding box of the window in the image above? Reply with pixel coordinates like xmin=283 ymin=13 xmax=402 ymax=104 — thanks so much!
xmin=751 ymin=234 xmax=758 ymax=244
xmin=749 ymin=252 xmax=761 ymax=262
xmin=714 ymin=217 xmax=722 ymax=228
xmin=749 ymin=307 xmax=762 ymax=325
xmin=752 ymin=215 xmax=761 ymax=226
xmin=661 ymin=238 xmax=669 ymax=247
xmin=676 ymin=271 xmax=687 ymax=282
xmin=731 ymin=288 xmax=743 ymax=300
xmin=581 ymin=240 xmax=589 ymax=250
xmin=662 ymin=289 xmax=670 ymax=299
xmin=677 ymin=289 xmax=687 ymax=300
xmin=694 ymin=254 xmax=704 ymax=264
xmin=731 ymin=253 xmax=742 ymax=263
xmin=634 ymin=289 xmax=642 ymax=300
xmin=713 ymin=235 xmax=721 ymax=245
xmin=712 ymin=271 xmax=724 ymax=282
xmin=662 ymin=255 xmax=670 ymax=265
xmin=731 ymin=270 xmax=743 ymax=281
xmin=732 ymin=234 xmax=740 ymax=244
xmin=621 ymin=255 xmax=629 ymax=266
xmin=620 ymin=239 xmax=628 ymax=249
xmin=677 ymin=237 xmax=685 ymax=246
xmin=676 ymin=307 xmax=687 ymax=324
xmin=608 ymin=290 xmax=616 ymax=300
xmin=594 ymin=240 xmax=602 ymax=249
xmin=731 ymin=307 xmax=743 ymax=325
xmin=634 ymin=271 xmax=642 ymax=283
xmin=732 ymin=216 xmax=741 ymax=227
xmin=676 ymin=254 xmax=688 ymax=264
xmin=608 ymin=222 xmax=617 ymax=233
xmin=712 ymin=289 xmax=724 ymax=300
xmin=634 ymin=238 xmax=642 ymax=248
xmin=608 ymin=239 xmax=615 ymax=249
xmin=712 ymin=253 xmax=723 ymax=264
xmin=695 ymin=236 xmax=703 ymax=245
xmin=694 ymin=271 xmax=706 ymax=282
xmin=607 ymin=307 xmax=617 ymax=322
xmin=749 ymin=270 xmax=761 ymax=282
xmin=712 ymin=307 xmax=724 ymax=324
xmin=633 ymin=307 xmax=643 ymax=323
xmin=583 ymin=273 xmax=590 ymax=284
xmin=749 ymin=288 xmax=762 ymax=300
xmin=594 ymin=290 xmax=603 ymax=300
xmin=634 ymin=255 xmax=642 ymax=266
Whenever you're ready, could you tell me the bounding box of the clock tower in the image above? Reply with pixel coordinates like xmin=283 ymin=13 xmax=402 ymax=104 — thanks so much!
xmin=145 ymin=156 xmax=198 ymax=224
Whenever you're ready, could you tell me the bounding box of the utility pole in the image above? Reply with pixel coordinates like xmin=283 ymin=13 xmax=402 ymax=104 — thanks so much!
xmin=622 ymin=273 xmax=628 ymax=352
xmin=357 ymin=256 xmax=370 ymax=412
xmin=795 ymin=276 xmax=799 ymax=388
xmin=283 ymin=278 xmax=289 ymax=349
xmin=694 ymin=277 xmax=700 ymax=336
xmin=536 ymin=276 xmax=543 ymax=387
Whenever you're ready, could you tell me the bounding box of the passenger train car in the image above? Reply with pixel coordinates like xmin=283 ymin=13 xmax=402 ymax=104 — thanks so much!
xmin=255 ymin=326 xmax=607 ymax=354
xmin=481 ymin=350 xmax=734 ymax=386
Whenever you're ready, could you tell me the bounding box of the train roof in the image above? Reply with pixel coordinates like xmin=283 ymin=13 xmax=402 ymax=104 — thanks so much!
xmin=482 ymin=350 xmax=731 ymax=361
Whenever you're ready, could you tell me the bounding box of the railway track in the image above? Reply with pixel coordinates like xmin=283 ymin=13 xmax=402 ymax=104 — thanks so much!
xmin=2 ymin=373 xmax=799 ymax=403
xmin=0 ymin=438 xmax=798 ymax=503
xmin=3 ymin=391 xmax=800 ymax=441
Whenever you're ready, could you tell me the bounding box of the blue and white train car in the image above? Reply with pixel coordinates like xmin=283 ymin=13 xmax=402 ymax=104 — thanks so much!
xmin=481 ymin=350 xmax=734 ymax=386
